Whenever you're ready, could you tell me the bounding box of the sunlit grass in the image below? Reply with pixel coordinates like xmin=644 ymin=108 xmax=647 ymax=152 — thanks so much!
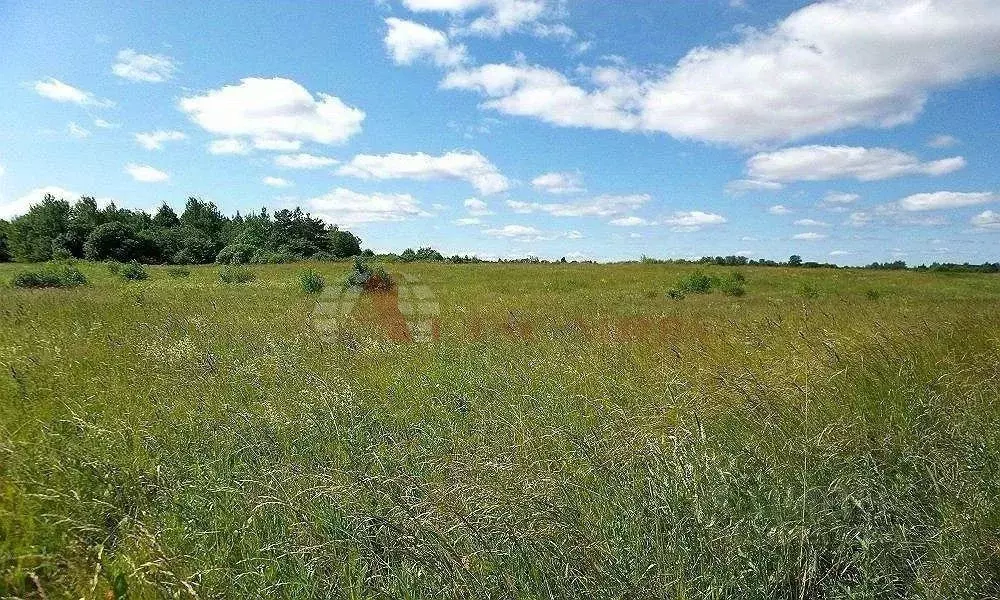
xmin=2 ymin=261 xmax=999 ymax=598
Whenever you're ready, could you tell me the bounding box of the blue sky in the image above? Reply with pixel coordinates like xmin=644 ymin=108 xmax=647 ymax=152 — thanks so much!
xmin=1 ymin=0 xmax=999 ymax=264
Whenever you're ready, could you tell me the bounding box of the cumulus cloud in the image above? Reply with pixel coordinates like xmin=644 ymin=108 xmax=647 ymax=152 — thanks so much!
xmin=896 ymin=191 xmax=999 ymax=211
xmin=822 ymin=191 xmax=860 ymax=205
xmin=33 ymin=78 xmax=113 ymax=107
xmin=263 ymin=176 xmax=292 ymax=188
xmin=662 ymin=210 xmax=726 ymax=231
xmin=338 ymin=151 xmax=509 ymax=195
xmin=531 ymin=171 xmax=585 ymax=194
xmin=135 ymin=130 xmax=186 ymax=150
xmin=112 ymin=49 xmax=178 ymax=82
xmin=971 ymin=210 xmax=1000 ymax=229
xmin=402 ymin=0 xmax=560 ymax=37
xmin=746 ymin=146 xmax=965 ymax=182
xmin=768 ymin=204 xmax=791 ymax=215
xmin=464 ymin=197 xmax=492 ymax=215
xmin=385 ymin=18 xmax=467 ymax=67
xmin=506 ymin=193 xmax=648 ymax=217
xmin=306 ymin=187 xmax=427 ymax=225
xmin=454 ymin=216 xmax=483 ymax=226
xmin=724 ymin=179 xmax=784 ymax=195
xmin=438 ymin=1 xmax=1000 ymax=146
xmin=441 ymin=63 xmax=642 ymax=131
xmin=609 ymin=216 xmax=650 ymax=226
xmin=927 ymin=134 xmax=959 ymax=148
xmin=208 ymin=139 xmax=251 ymax=155
xmin=180 ymin=77 xmax=364 ymax=149
xmin=274 ymin=153 xmax=339 ymax=169
xmin=794 ymin=218 xmax=829 ymax=227
xmin=793 ymin=232 xmax=827 ymax=240
xmin=0 ymin=186 xmax=114 ymax=219
xmin=483 ymin=224 xmax=543 ymax=239
xmin=125 ymin=163 xmax=169 ymax=183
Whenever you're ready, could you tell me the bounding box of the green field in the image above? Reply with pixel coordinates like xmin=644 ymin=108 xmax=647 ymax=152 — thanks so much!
xmin=2 ymin=261 xmax=999 ymax=598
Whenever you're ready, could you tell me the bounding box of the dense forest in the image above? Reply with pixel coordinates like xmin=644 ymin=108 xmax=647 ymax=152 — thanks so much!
xmin=0 ymin=194 xmax=362 ymax=264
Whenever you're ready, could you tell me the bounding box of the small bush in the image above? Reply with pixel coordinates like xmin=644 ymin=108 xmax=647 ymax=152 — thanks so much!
xmin=676 ymin=270 xmax=714 ymax=294
xmin=120 ymin=260 xmax=149 ymax=281
xmin=251 ymin=251 xmax=300 ymax=264
xmin=666 ymin=287 xmax=686 ymax=300
xmin=865 ymin=288 xmax=882 ymax=301
xmin=105 ymin=260 xmax=122 ymax=274
xmin=219 ymin=264 xmax=255 ymax=284
xmin=11 ymin=263 xmax=88 ymax=288
xmin=344 ymin=256 xmax=393 ymax=291
xmin=216 ymin=243 xmax=255 ymax=265
xmin=366 ymin=266 xmax=393 ymax=292
xmin=300 ymin=269 xmax=325 ymax=294
xmin=166 ymin=266 xmax=191 ymax=278
xmin=719 ymin=271 xmax=747 ymax=296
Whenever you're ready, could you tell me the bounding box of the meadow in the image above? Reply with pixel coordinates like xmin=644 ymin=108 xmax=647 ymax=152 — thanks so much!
xmin=1 ymin=261 xmax=999 ymax=598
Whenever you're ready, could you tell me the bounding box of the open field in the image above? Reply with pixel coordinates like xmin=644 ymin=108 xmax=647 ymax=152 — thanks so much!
xmin=2 ymin=261 xmax=999 ymax=598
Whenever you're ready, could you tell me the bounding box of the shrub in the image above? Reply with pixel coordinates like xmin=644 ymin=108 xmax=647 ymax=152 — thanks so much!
xmin=251 ymin=251 xmax=299 ymax=264
xmin=719 ymin=271 xmax=747 ymax=296
xmin=676 ymin=270 xmax=714 ymax=294
xmin=366 ymin=266 xmax=393 ymax=292
xmin=11 ymin=263 xmax=87 ymax=288
xmin=300 ymin=269 xmax=325 ymax=294
xmin=216 ymin=243 xmax=255 ymax=265
xmin=865 ymin=288 xmax=882 ymax=301
xmin=666 ymin=287 xmax=686 ymax=300
xmin=799 ymin=283 xmax=821 ymax=299
xmin=84 ymin=221 xmax=141 ymax=262
xmin=219 ymin=264 xmax=255 ymax=284
xmin=166 ymin=266 xmax=191 ymax=278
xmin=105 ymin=260 xmax=123 ymax=274
xmin=344 ymin=256 xmax=393 ymax=291
xmin=120 ymin=260 xmax=149 ymax=281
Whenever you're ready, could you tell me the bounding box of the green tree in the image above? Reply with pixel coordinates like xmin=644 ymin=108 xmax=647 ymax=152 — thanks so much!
xmin=83 ymin=222 xmax=142 ymax=262
xmin=328 ymin=227 xmax=361 ymax=258
xmin=0 ymin=219 xmax=12 ymax=262
xmin=788 ymin=254 xmax=803 ymax=267
xmin=10 ymin=194 xmax=71 ymax=262
xmin=152 ymin=202 xmax=180 ymax=228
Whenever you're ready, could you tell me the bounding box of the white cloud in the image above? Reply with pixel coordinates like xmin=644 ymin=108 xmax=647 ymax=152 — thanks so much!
xmin=180 ymin=77 xmax=364 ymax=148
xmin=253 ymin=138 xmax=302 ymax=151
xmin=641 ymin=0 xmax=1000 ymax=145
xmin=725 ymin=179 xmax=784 ymax=195
xmin=768 ymin=204 xmax=791 ymax=215
xmin=208 ymin=139 xmax=251 ymax=155
xmin=454 ymin=216 xmax=483 ymax=226
xmin=112 ymin=49 xmax=177 ymax=82
xmin=483 ymin=224 xmax=543 ymax=238
xmin=830 ymin=250 xmax=852 ymax=256
xmin=93 ymin=119 xmax=117 ymax=129
xmin=746 ymin=146 xmax=965 ymax=182
xmin=274 ymin=153 xmax=339 ymax=169
xmin=609 ymin=216 xmax=650 ymax=226
xmin=402 ymin=0 xmax=557 ymax=37
xmin=263 ymin=176 xmax=292 ymax=188
xmin=847 ymin=212 xmax=872 ymax=227
xmin=33 ymin=78 xmax=113 ymax=107
xmin=338 ymin=151 xmax=509 ymax=195
xmin=927 ymin=134 xmax=959 ymax=148
xmin=306 ymin=187 xmax=427 ymax=225
xmin=662 ymin=210 xmax=726 ymax=231
xmin=385 ymin=18 xmax=468 ymax=67
xmin=897 ymin=191 xmax=999 ymax=211
xmin=793 ymin=232 xmax=827 ymax=240
xmin=439 ymin=1 xmax=1000 ymax=146
xmin=135 ymin=130 xmax=186 ymax=150
xmin=822 ymin=191 xmax=860 ymax=205
xmin=125 ymin=163 xmax=169 ymax=183
xmin=441 ymin=63 xmax=641 ymax=131
xmin=506 ymin=193 xmax=648 ymax=217
xmin=464 ymin=197 xmax=492 ymax=215
xmin=971 ymin=210 xmax=1000 ymax=229
xmin=794 ymin=218 xmax=829 ymax=227
xmin=67 ymin=122 xmax=91 ymax=138
xmin=531 ymin=171 xmax=585 ymax=194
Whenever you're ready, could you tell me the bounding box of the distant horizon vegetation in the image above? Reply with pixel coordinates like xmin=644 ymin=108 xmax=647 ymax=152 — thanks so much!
xmin=1 ymin=193 xmax=997 ymax=273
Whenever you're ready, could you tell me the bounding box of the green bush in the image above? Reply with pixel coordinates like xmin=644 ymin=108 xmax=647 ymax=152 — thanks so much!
xmin=799 ymin=283 xmax=821 ymax=299
xmin=120 ymin=260 xmax=149 ymax=281
xmin=719 ymin=271 xmax=747 ymax=296
xmin=11 ymin=263 xmax=88 ymax=288
xmin=216 ymin=243 xmax=255 ymax=264
xmin=219 ymin=264 xmax=255 ymax=284
xmin=676 ymin=270 xmax=714 ymax=294
xmin=865 ymin=288 xmax=882 ymax=301
xmin=344 ymin=256 xmax=393 ymax=291
xmin=166 ymin=266 xmax=191 ymax=278
xmin=666 ymin=287 xmax=685 ymax=300
xmin=105 ymin=260 xmax=123 ymax=274
xmin=300 ymin=269 xmax=325 ymax=294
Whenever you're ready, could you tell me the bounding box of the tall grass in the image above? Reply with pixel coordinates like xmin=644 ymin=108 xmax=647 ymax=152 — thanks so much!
xmin=1 ymin=261 xmax=998 ymax=598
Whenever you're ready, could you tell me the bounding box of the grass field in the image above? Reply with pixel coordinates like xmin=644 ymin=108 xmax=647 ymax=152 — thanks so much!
xmin=2 ymin=261 xmax=999 ymax=598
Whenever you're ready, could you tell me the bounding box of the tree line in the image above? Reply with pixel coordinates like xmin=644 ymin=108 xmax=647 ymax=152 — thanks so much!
xmin=0 ymin=194 xmax=362 ymax=264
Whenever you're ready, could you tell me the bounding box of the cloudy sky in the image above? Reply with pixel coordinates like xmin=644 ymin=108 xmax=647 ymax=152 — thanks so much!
xmin=1 ymin=0 xmax=999 ymax=263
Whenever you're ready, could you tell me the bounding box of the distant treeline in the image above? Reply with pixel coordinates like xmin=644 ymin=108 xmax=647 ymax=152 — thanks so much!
xmin=1 ymin=194 xmax=996 ymax=273
xmin=0 ymin=194 xmax=362 ymax=264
